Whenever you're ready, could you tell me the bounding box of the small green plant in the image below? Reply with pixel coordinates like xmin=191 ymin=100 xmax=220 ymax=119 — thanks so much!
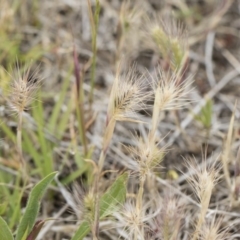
xmin=72 ymin=172 xmax=128 ymax=240
xmin=194 ymin=99 xmax=213 ymax=130
xmin=148 ymin=18 xmax=188 ymax=71
xmin=0 ymin=172 xmax=57 ymax=240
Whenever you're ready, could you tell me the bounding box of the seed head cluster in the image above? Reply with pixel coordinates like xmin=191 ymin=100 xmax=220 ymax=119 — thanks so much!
xmin=152 ymin=69 xmax=192 ymax=111
xmin=9 ymin=65 xmax=40 ymax=114
xmin=107 ymin=67 xmax=150 ymax=122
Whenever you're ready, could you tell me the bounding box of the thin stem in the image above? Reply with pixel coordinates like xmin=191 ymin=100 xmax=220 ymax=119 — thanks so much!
xmin=92 ymin=152 xmax=106 ymax=239
xmin=73 ymin=44 xmax=88 ymax=155
xmin=192 ymin=208 xmax=206 ymax=240
xmin=79 ymin=68 xmax=88 ymax=154
xmin=17 ymin=111 xmax=28 ymax=178
xmin=136 ymin=176 xmax=145 ymax=217
xmin=133 ymin=87 xmax=161 ymax=240
xmin=134 ymin=175 xmax=145 ymax=240
xmin=75 ymin=95 xmax=88 ymax=155
xmin=17 ymin=112 xmax=23 ymax=162
xmin=92 ymin=117 xmax=116 ymax=239
xmin=88 ymin=0 xmax=100 ymax=105
xmin=149 ymin=87 xmax=161 ymax=145
xmin=192 ymin=191 xmax=211 ymax=240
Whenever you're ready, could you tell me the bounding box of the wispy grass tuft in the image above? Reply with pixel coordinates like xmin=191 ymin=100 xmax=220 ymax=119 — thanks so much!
xmin=7 ymin=63 xmax=41 ymax=171
xmin=146 ymin=16 xmax=188 ymax=71
xmin=92 ymin=65 xmax=150 ymax=239
xmin=185 ymin=156 xmax=222 ymax=240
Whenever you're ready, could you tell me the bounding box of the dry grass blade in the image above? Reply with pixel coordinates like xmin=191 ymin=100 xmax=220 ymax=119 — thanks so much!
xmin=221 ymin=103 xmax=236 ymax=190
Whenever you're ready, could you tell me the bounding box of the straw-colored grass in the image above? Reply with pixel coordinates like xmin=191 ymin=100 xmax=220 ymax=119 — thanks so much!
xmin=0 ymin=0 xmax=240 ymax=239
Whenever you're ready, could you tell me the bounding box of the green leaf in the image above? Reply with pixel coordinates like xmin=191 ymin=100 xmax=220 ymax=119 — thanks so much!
xmin=21 ymin=226 xmax=29 ymax=240
xmin=99 ymin=172 xmax=128 ymax=219
xmin=16 ymin=172 xmax=58 ymax=240
xmin=0 ymin=216 xmax=13 ymax=240
xmin=193 ymin=99 xmax=213 ymax=129
xmin=61 ymin=167 xmax=87 ymax=185
xmin=71 ymin=221 xmax=90 ymax=240
xmin=57 ymin=98 xmax=73 ymax=139
xmin=0 ymin=202 xmax=8 ymax=215
xmin=71 ymin=172 xmax=128 ymax=240
xmin=22 ymin=131 xmax=43 ymax=177
xmin=48 ymin=68 xmax=72 ymax=133
xmin=0 ymin=121 xmax=16 ymax=143
xmin=31 ymin=92 xmax=54 ymax=176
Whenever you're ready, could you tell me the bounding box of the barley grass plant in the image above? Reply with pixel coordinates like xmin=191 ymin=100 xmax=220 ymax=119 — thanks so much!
xmin=0 ymin=0 xmax=239 ymax=239
xmin=8 ymin=64 xmax=41 ymax=173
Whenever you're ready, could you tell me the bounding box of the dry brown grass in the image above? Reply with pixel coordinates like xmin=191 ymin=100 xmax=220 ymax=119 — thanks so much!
xmin=1 ymin=0 xmax=240 ymax=239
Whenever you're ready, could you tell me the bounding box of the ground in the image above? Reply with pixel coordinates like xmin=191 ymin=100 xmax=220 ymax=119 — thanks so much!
xmin=1 ymin=0 xmax=240 ymax=239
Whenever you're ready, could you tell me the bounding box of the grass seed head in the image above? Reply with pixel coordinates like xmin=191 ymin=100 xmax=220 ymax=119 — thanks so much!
xmin=151 ymin=68 xmax=192 ymax=111
xmin=119 ymin=1 xmax=143 ymax=35
xmin=200 ymin=215 xmax=228 ymax=240
xmin=8 ymin=64 xmax=41 ymax=114
xmin=118 ymin=199 xmax=146 ymax=239
xmin=129 ymin=137 xmax=166 ymax=179
xmin=73 ymin=184 xmax=95 ymax=223
xmin=186 ymin=156 xmax=222 ymax=207
xmin=107 ymin=66 xmax=151 ymax=123
xmin=152 ymin=195 xmax=184 ymax=240
xmin=146 ymin=16 xmax=188 ymax=71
